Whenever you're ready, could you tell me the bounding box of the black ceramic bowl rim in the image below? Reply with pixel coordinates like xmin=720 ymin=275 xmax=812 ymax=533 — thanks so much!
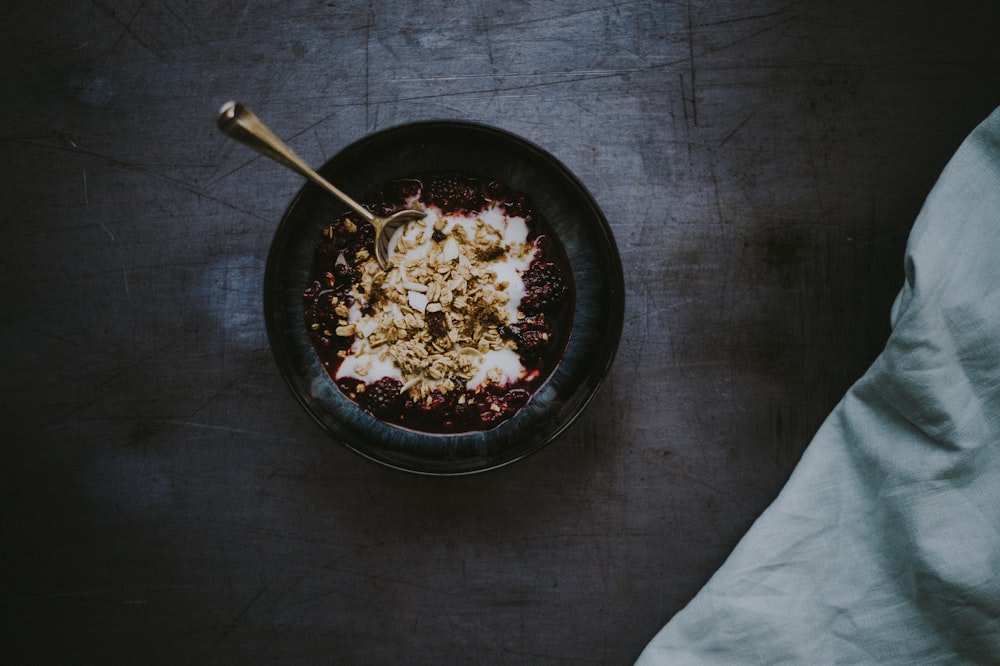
xmin=264 ymin=119 xmax=624 ymax=475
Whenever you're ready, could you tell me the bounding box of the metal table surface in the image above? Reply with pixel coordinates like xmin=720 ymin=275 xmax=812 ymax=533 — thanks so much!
xmin=4 ymin=1 xmax=999 ymax=663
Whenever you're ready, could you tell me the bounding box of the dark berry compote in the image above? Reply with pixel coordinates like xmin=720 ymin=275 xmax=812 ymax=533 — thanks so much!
xmin=302 ymin=174 xmax=574 ymax=433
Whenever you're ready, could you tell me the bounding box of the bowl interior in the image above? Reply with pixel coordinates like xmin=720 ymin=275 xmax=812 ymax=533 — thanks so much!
xmin=264 ymin=120 xmax=624 ymax=475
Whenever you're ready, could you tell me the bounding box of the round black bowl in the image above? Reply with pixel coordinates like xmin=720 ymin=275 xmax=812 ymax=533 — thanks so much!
xmin=264 ymin=120 xmax=624 ymax=475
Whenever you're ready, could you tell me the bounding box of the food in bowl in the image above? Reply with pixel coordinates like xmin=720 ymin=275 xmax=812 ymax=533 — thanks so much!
xmin=303 ymin=174 xmax=574 ymax=433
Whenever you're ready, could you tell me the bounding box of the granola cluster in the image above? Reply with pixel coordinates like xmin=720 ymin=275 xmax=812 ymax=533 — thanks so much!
xmin=336 ymin=211 xmax=534 ymax=396
xmin=303 ymin=174 xmax=573 ymax=433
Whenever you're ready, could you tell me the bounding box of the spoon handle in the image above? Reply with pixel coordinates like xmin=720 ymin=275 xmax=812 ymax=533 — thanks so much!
xmin=217 ymin=101 xmax=374 ymax=222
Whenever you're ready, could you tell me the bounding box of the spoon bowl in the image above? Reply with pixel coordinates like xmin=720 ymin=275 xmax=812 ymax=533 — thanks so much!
xmin=370 ymin=208 xmax=427 ymax=269
xmin=217 ymin=101 xmax=424 ymax=269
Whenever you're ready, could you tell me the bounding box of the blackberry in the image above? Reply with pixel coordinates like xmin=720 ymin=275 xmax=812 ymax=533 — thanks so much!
xmin=444 ymin=399 xmax=474 ymax=431
xmin=422 ymin=175 xmax=488 ymax=214
xmin=333 ymin=261 xmax=359 ymax=286
xmin=401 ymin=389 xmax=462 ymax=430
xmin=315 ymin=290 xmax=339 ymax=320
xmin=373 ymin=178 xmax=421 ymax=209
xmin=303 ymin=287 xmax=353 ymax=349
xmin=316 ymin=218 xmax=374 ymax=275
xmin=473 ymin=387 xmax=529 ymax=428
xmin=365 ymin=377 xmax=404 ymax=418
xmin=520 ymin=261 xmax=569 ymax=314
xmin=503 ymin=193 xmax=534 ymax=221
xmin=347 ymin=222 xmax=375 ymax=257
xmin=475 ymin=392 xmax=509 ymax=427
xmin=409 ymin=390 xmax=454 ymax=415
xmin=500 ymin=314 xmax=553 ymax=360
xmin=365 ymin=178 xmax=413 ymax=217
xmin=518 ymin=329 xmax=549 ymax=358
xmin=503 ymin=388 xmax=531 ymax=410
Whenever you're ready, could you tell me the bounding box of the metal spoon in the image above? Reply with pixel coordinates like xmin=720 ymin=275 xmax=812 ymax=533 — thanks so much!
xmin=217 ymin=101 xmax=425 ymax=270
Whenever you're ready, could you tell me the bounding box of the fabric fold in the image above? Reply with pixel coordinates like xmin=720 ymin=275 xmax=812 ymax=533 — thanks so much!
xmin=637 ymin=106 xmax=1000 ymax=665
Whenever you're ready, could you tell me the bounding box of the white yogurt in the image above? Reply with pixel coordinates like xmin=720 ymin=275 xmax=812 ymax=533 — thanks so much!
xmin=335 ymin=201 xmax=539 ymax=394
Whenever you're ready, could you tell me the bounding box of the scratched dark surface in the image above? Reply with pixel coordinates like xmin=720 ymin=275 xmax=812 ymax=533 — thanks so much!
xmin=3 ymin=1 xmax=999 ymax=663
